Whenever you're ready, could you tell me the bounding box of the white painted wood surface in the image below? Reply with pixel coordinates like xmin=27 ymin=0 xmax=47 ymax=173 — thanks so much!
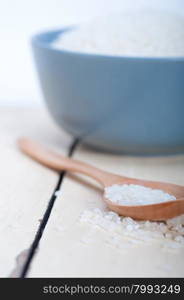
xmin=1 ymin=107 xmax=184 ymax=277
xmin=29 ymin=145 xmax=184 ymax=277
xmin=0 ymin=107 xmax=71 ymax=277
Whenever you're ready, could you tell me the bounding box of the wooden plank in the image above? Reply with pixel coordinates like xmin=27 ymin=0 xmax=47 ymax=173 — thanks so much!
xmin=29 ymin=144 xmax=184 ymax=277
xmin=0 ymin=107 xmax=71 ymax=277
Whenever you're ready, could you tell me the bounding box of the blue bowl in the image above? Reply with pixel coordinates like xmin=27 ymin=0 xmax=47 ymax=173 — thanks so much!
xmin=32 ymin=29 xmax=184 ymax=154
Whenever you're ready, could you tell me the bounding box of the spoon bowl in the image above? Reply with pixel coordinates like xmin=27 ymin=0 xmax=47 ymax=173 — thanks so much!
xmin=102 ymin=176 xmax=184 ymax=220
xmin=17 ymin=137 xmax=184 ymax=221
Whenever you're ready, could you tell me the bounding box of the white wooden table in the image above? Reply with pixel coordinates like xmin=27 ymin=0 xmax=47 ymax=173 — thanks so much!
xmin=1 ymin=107 xmax=184 ymax=277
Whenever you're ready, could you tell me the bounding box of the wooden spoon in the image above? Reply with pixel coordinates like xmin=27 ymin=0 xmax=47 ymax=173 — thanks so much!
xmin=17 ymin=137 xmax=184 ymax=221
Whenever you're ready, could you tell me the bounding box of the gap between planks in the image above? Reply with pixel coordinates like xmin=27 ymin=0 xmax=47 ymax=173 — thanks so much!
xmin=17 ymin=138 xmax=80 ymax=278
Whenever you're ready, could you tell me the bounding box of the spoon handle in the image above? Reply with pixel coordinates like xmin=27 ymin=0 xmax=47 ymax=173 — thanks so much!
xmin=17 ymin=138 xmax=120 ymax=186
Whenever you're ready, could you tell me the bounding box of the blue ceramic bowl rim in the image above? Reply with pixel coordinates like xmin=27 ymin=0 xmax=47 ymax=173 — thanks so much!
xmin=31 ymin=27 xmax=184 ymax=62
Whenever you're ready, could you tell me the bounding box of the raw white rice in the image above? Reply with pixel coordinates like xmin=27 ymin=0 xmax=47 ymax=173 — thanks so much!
xmin=104 ymin=184 xmax=176 ymax=206
xmin=52 ymin=11 xmax=184 ymax=57
xmin=79 ymin=208 xmax=184 ymax=248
